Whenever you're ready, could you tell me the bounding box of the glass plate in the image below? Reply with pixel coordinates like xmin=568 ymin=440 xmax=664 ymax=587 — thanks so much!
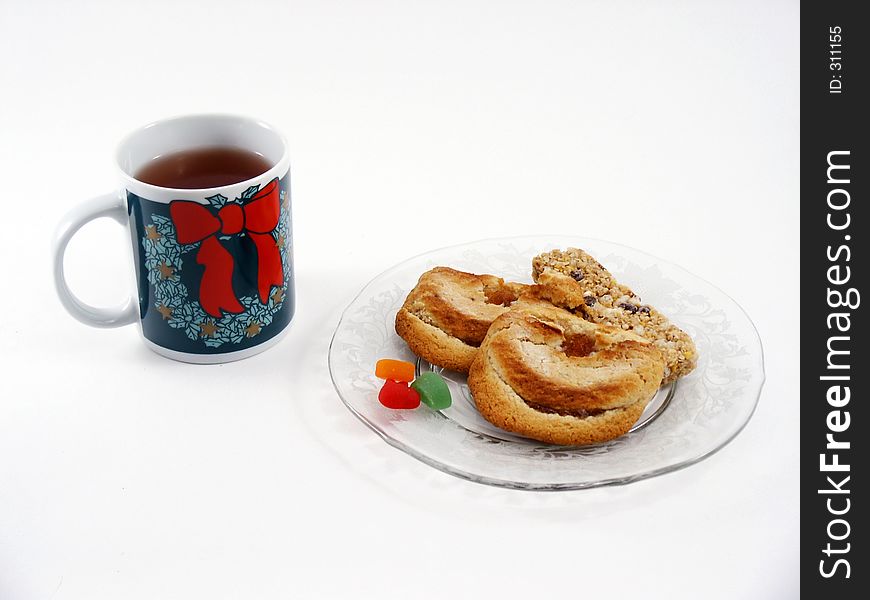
xmin=328 ymin=236 xmax=764 ymax=490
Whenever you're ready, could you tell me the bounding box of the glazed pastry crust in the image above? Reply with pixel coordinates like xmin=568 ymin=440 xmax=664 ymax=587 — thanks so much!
xmin=467 ymin=297 xmax=665 ymax=445
xmin=395 ymin=267 xmax=528 ymax=373
xmin=532 ymin=248 xmax=697 ymax=384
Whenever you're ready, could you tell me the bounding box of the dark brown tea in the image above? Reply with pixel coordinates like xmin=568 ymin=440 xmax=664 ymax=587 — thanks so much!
xmin=134 ymin=146 xmax=273 ymax=189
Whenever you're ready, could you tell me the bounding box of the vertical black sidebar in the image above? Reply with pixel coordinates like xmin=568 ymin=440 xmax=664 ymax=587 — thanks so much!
xmin=803 ymin=3 xmax=867 ymax=596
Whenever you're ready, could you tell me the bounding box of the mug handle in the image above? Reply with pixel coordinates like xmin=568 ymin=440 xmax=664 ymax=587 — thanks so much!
xmin=52 ymin=192 xmax=138 ymax=328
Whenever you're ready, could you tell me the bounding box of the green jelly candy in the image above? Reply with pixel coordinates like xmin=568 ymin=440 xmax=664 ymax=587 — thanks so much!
xmin=411 ymin=372 xmax=452 ymax=410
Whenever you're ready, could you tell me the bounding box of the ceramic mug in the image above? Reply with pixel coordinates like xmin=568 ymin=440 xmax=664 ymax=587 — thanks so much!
xmin=52 ymin=114 xmax=295 ymax=363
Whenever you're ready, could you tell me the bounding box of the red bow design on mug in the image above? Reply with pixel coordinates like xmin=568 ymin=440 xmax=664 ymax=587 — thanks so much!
xmin=169 ymin=178 xmax=284 ymax=318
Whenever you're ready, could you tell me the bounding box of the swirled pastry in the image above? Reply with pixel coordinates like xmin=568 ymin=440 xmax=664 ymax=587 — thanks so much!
xmin=467 ymin=297 xmax=665 ymax=445
xmin=395 ymin=267 xmax=529 ymax=373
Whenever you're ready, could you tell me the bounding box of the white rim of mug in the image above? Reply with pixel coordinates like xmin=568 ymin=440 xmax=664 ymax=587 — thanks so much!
xmin=115 ymin=113 xmax=291 ymax=202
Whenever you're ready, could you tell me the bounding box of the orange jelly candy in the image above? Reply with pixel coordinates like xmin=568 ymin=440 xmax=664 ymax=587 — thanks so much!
xmin=375 ymin=359 xmax=416 ymax=382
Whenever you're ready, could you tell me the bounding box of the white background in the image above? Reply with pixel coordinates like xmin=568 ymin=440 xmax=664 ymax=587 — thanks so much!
xmin=0 ymin=1 xmax=799 ymax=598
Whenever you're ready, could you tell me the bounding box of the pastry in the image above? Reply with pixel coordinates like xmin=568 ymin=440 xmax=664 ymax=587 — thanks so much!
xmin=467 ymin=296 xmax=665 ymax=445
xmin=395 ymin=267 xmax=528 ymax=373
xmin=531 ymin=248 xmax=696 ymax=383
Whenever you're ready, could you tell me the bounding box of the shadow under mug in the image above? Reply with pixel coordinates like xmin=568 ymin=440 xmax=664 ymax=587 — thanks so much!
xmin=52 ymin=114 xmax=295 ymax=364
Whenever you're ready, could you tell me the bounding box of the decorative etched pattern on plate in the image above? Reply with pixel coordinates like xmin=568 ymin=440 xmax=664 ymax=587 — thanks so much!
xmin=328 ymin=236 xmax=764 ymax=490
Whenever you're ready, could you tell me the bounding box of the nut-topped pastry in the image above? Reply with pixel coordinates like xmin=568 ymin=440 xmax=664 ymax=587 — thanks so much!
xmin=531 ymin=248 xmax=696 ymax=384
xmin=395 ymin=267 xmax=529 ymax=373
